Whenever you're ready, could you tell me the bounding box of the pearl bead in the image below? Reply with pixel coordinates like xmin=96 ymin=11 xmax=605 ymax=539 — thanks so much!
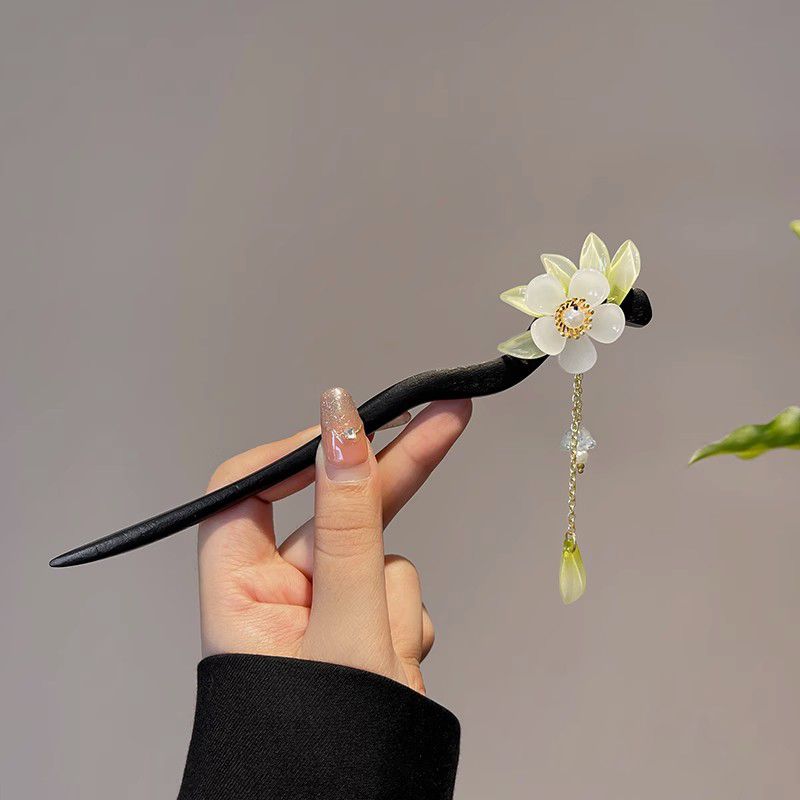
xmin=563 ymin=306 xmax=585 ymax=328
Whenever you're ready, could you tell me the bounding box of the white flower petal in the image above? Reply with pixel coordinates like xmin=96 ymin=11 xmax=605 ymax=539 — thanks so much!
xmin=497 ymin=330 xmax=546 ymax=360
xmin=540 ymin=253 xmax=577 ymax=292
xmin=607 ymin=240 xmax=641 ymax=304
xmin=531 ymin=316 xmax=566 ymax=355
xmin=579 ymin=232 xmax=610 ymax=272
xmin=525 ymin=274 xmax=567 ymax=316
xmin=500 ymin=285 xmax=535 ymax=315
xmin=558 ymin=336 xmax=597 ymax=374
xmin=568 ymin=270 xmax=610 ymax=307
xmin=588 ymin=303 xmax=625 ymax=343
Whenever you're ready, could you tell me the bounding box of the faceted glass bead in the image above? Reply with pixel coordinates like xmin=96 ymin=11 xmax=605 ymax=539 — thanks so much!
xmin=560 ymin=426 xmax=597 ymax=453
xmin=559 ymin=540 xmax=587 ymax=604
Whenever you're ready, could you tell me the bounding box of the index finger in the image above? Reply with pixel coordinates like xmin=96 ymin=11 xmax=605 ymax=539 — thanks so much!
xmin=206 ymin=425 xmax=320 ymax=500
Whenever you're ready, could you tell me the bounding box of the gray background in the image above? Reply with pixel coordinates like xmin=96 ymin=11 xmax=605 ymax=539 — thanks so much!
xmin=2 ymin=1 xmax=799 ymax=797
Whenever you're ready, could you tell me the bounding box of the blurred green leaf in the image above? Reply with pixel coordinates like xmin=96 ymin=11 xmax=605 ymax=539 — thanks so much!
xmin=689 ymin=406 xmax=800 ymax=464
xmin=792 ymin=220 xmax=800 ymax=239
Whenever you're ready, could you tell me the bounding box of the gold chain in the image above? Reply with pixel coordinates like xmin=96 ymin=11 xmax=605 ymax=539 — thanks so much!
xmin=565 ymin=373 xmax=583 ymax=544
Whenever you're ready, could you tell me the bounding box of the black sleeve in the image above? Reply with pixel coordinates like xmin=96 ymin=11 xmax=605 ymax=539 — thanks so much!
xmin=178 ymin=654 xmax=460 ymax=800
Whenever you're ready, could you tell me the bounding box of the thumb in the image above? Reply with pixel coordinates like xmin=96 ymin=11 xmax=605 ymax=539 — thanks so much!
xmin=302 ymin=388 xmax=396 ymax=675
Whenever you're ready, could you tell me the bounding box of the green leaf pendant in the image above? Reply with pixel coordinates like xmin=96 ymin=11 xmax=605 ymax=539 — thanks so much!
xmin=559 ymin=539 xmax=587 ymax=605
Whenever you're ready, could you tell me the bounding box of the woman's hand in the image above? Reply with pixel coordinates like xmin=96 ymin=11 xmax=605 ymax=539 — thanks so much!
xmin=198 ymin=389 xmax=471 ymax=693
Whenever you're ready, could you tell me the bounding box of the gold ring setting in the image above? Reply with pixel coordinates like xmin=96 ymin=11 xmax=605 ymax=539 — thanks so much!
xmin=554 ymin=297 xmax=593 ymax=339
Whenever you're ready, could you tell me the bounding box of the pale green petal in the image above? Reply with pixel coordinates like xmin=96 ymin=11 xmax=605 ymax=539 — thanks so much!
xmin=607 ymin=240 xmax=641 ymax=304
xmin=499 ymin=285 xmax=536 ymax=315
xmin=579 ymin=232 xmax=610 ymax=272
xmin=559 ymin=541 xmax=586 ymax=604
xmin=540 ymin=253 xmax=577 ymax=291
xmin=791 ymin=220 xmax=800 ymax=239
xmin=497 ymin=330 xmax=546 ymax=360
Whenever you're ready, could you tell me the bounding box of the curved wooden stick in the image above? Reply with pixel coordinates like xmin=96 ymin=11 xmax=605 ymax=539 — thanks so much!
xmin=50 ymin=288 xmax=652 ymax=567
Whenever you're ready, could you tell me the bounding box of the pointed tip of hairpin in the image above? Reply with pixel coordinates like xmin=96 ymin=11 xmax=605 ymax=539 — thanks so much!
xmin=49 ymin=546 xmax=95 ymax=568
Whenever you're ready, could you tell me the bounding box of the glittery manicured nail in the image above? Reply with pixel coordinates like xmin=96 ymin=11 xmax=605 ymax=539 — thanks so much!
xmin=320 ymin=387 xmax=370 ymax=482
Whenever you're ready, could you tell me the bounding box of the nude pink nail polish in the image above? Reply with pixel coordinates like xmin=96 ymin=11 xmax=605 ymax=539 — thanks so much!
xmin=320 ymin=388 xmax=370 ymax=481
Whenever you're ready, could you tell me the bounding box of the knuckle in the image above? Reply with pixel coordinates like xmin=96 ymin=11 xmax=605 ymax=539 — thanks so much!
xmin=315 ymin=503 xmax=379 ymax=535
xmin=315 ymin=492 xmax=380 ymax=535
xmin=314 ymin=529 xmax=377 ymax=559
xmin=326 ymin=477 xmax=374 ymax=503
xmin=314 ymin=515 xmax=382 ymax=559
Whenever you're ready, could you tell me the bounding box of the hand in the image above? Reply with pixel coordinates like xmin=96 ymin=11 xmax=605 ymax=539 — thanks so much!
xmin=198 ymin=389 xmax=471 ymax=693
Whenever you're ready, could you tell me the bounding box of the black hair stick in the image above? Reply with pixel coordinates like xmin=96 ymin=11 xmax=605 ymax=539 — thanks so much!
xmin=50 ymin=288 xmax=652 ymax=568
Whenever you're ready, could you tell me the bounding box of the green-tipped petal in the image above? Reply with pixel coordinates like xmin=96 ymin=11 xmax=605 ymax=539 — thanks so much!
xmin=689 ymin=406 xmax=800 ymax=464
xmin=607 ymin=239 xmax=641 ymax=304
xmin=497 ymin=330 xmax=546 ymax=360
xmin=559 ymin=540 xmax=586 ymax=604
xmin=579 ymin=232 xmax=610 ymax=272
xmin=791 ymin=220 xmax=800 ymax=239
xmin=540 ymin=253 xmax=577 ymax=291
xmin=500 ymin=285 xmax=535 ymax=315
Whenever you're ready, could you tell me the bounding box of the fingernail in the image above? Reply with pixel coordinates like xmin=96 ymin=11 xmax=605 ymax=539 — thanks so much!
xmin=377 ymin=411 xmax=413 ymax=431
xmin=320 ymin=387 xmax=371 ymax=482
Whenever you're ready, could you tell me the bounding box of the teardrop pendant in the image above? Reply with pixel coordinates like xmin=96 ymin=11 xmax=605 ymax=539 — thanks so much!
xmin=559 ymin=538 xmax=586 ymax=604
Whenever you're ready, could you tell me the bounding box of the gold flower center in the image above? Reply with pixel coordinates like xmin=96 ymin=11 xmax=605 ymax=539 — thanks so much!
xmin=554 ymin=298 xmax=593 ymax=339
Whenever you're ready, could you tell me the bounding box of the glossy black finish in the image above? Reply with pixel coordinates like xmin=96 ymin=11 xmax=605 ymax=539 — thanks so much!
xmin=50 ymin=288 xmax=651 ymax=567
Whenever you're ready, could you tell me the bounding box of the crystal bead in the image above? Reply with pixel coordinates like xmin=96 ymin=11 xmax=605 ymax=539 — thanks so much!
xmin=559 ymin=540 xmax=587 ymax=604
xmin=560 ymin=426 xmax=596 ymax=453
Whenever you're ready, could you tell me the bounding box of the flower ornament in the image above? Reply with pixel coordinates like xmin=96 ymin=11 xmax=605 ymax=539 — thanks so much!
xmin=497 ymin=232 xmax=641 ymax=374
xmin=495 ymin=232 xmax=645 ymax=604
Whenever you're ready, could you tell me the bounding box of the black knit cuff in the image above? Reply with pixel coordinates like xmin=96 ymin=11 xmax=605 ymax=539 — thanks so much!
xmin=178 ymin=654 xmax=460 ymax=800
